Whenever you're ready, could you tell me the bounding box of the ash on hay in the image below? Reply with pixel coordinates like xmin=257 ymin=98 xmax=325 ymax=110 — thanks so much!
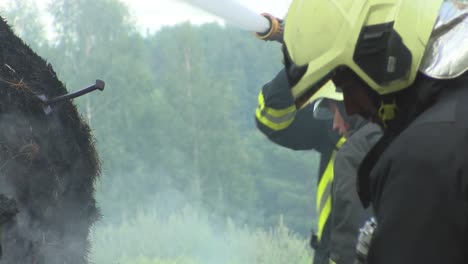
xmin=0 ymin=17 xmax=101 ymax=264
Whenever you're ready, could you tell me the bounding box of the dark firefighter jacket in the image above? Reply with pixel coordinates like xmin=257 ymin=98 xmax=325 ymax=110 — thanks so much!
xmin=255 ymin=69 xmax=381 ymax=264
xmin=330 ymin=122 xmax=380 ymax=264
xmin=358 ymin=73 xmax=468 ymax=264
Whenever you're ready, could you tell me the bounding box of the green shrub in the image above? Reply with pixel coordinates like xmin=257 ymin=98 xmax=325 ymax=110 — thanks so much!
xmin=90 ymin=205 xmax=312 ymax=264
xmin=119 ymin=256 xmax=201 ymax=264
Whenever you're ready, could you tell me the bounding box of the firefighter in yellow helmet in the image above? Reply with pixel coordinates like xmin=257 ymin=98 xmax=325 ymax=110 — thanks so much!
xmin=281 ymin=0 xmax=468 ymax=263
xmin=256 ymin=70 xmax=381 ymax=264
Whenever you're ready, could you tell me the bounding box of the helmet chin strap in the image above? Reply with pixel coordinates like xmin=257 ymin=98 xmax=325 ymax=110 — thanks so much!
xmin=345 ymin=122 xmax=351 ymax=131
xmin=337 ymin=101 xmax=352 ymax=134
xmin=337 ymin=101 xmax=349 ymax=121
xmin=378 ymin=99 xmax=398 ymax=128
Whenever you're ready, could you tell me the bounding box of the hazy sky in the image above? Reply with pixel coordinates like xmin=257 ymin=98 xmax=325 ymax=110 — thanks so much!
xmin=25 ymin=0 xmax=292 ymax=34
xmin=122 ymin=0 xmax=291 ymax=32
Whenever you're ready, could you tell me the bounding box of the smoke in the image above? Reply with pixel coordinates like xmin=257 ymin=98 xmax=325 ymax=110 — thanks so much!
xmin=90 ymin=188 xmax=312 ymax=264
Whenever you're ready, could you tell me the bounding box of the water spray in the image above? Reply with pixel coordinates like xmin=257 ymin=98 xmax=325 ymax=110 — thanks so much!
xmin=180 ymin=0 xmax=284 ymax=43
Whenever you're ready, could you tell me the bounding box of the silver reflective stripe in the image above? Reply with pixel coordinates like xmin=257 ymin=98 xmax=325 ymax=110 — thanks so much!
xmin=319 ymin=180 xmax=332 ymax=214
xmin=313 ymin=98 xmax=334 ymax=120
xmin=259 ymin=108 xmax=297 ymax=124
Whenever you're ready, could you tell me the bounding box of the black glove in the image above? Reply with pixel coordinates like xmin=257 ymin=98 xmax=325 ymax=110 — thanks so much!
xmin=282 ymin=44 xmax=308 ymax=88
xmin=310 ymin=230 xmax=320 ymax=250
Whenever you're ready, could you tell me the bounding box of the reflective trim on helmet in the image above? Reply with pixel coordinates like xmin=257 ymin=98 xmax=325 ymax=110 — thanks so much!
xmin=420 ymin=1 xmax=468 ymax=79
xmin=313 ymin=98 xmax=334 ymax=120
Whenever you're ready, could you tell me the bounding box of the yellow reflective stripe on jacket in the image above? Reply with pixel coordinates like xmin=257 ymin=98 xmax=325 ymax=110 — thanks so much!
xmin=256 ymin=92 xmax=297 ymax=131
xmin=316 ymin=137 xmax=346 ymax=211
xmin=258 ymin=92 xmax=296 ymax=117
xmin=316 ymin=153 xmax=335 ymax=241
xmin=335 ymin=136 xmax=346 ymax=149
xmin=316 ymin=136 xmax=346 ymax=241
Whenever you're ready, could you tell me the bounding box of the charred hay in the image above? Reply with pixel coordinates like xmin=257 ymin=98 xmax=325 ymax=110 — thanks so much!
xmin=0 ymin=17 xmax=101 ymax=263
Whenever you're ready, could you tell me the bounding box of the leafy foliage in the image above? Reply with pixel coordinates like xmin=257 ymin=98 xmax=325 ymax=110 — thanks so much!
xmin=3 ymin=0 xmax=322 ymax=259
xmin=90 ymin=205 xmax=313 ymax=264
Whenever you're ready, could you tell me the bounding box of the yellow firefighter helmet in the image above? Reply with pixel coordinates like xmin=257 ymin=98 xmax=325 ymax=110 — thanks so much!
xmin=284 ymin=0 xmax=444 ymax=98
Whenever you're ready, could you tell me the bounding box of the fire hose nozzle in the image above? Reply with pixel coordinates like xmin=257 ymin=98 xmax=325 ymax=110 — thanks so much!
xmin=255 ymin=13 xmax=284 ymax=43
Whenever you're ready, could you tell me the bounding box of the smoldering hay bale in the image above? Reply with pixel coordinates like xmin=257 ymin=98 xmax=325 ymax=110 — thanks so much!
xmin=0 ymin=17 xmax=101 ymax=263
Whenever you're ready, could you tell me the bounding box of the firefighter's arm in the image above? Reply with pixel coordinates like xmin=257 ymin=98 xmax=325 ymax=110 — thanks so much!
xmin=255 ymin=69 xmax=330 ymax=151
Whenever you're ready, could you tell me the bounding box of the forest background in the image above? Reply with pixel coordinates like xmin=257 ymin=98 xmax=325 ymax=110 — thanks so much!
xmin=1 ymin=1 xmax=322 ymax=262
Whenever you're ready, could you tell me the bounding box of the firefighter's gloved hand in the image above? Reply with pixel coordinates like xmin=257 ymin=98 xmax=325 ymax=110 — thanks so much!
xmin=310 ymin=232 xmax=319 ymax=250
xmin=282 ymin=44 xmax=307 ymax=88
